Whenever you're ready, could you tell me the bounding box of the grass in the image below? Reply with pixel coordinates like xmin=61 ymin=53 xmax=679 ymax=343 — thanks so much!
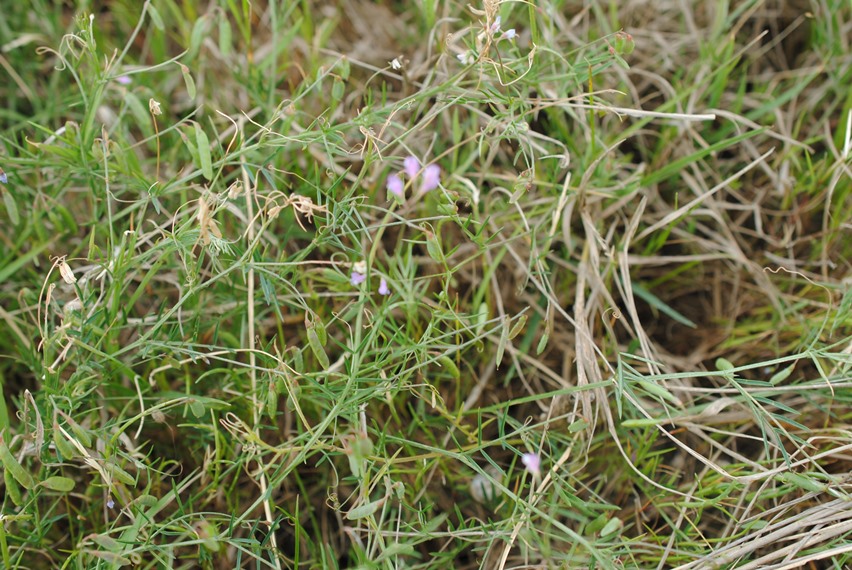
xmin=0 ymin=0 xmax=851 ymax=568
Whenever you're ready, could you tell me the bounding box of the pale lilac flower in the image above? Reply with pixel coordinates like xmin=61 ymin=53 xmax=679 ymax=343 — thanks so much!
xmin=456 ymin=50 xmax=476 ymax=65
xmin=107 ymin=498 xmax=116 ymax=509
xmin=378 ymin=278 xmax=390 ymax=295
xmin=0 ymin=170 xmax=6 ymax=184
xmin=350 ymin=271 xmax=366 ymax=286
xmin=521 ymin=452 xmax=541 ymax=476
xmin=502 ymin=29 xmax=516 ymax=41
xmin=387 ymin=174 xmax=404 ymax=198
xmin=403 ymin=156 xmax=420 ymax=179
xmin=490 ymin=16 xmax=502 ymax=33
xmin=421 ymin=164 xmax=441 ymax=192
xmin=116 ymin=75 xmax=132 ymax=85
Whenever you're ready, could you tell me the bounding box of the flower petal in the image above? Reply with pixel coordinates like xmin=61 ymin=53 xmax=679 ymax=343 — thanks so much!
xmin=387 ymin=174 xmax=404 ymax=197
xmin=379 ymin=278 xmax=390 ymax=295
xmin=421 ymin=164 xmax=441 ymax=192
xmin=403 ymin=156 xmax=420 ymax=179
xmin=350 ymin=271 xmax=366 ymax=286
xmin=521 ymin=452 xmax=541 ymax=476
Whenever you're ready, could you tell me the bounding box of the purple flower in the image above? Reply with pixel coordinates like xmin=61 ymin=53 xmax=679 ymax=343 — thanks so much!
xmin=403 ymin=156 xmax=420 ymax=179
xmin=378 ymin=278 xmax=390 ymax=295
xmin=502 ymin=29 xmax=516 ymax=41
xmin=490 ymin=16 xmax=502 ymax=33
xmin=116 ymin=75 xmax=132 ymax=85
xmin=107 ymin=498 xmax=116 ymax=509
xmin=387 ymin=174 xmax=404 ymax=198
xmin=0 ymin=170 xmax=6 ymax=184
xmin=521 ymin=452 xmax=541 ymax=476
xmin=350 ymin=271 xmax=366 ymax=286
xmin=421 ymin=164 xmax=441 ymax=192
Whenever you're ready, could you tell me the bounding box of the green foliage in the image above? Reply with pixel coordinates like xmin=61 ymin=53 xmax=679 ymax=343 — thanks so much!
xmin=0 ymin=1 xmax=850 ymax=569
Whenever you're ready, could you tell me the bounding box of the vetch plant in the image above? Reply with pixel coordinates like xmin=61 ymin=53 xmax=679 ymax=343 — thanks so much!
xmin=1 ymin=2 xmax=847 ymax=569
xmin=456 ymin=51 xmax=476 ymax=65
xmin=386 ymin=174 xmax=404 ymax=199
xmin=349 ymin=261 xmax=391 ymax=296
xmin=421 ymin=164 xmax=441 ymax=192
xmin=489 ymin=15 xmax=516 ymax=41
xmin=386 ymin=155 xmax=442 ymax=202
xmin=521 ymin=452 xmax=541 ymax=477
xmin=350 ymin=260 xmax=367 ymax=286
xmin=404 ymin=155 xmax=420 ymax=179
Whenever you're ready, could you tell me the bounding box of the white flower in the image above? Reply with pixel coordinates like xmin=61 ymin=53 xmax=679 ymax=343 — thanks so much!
xmin=457 ymin=51 xmax=476 ymax=65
